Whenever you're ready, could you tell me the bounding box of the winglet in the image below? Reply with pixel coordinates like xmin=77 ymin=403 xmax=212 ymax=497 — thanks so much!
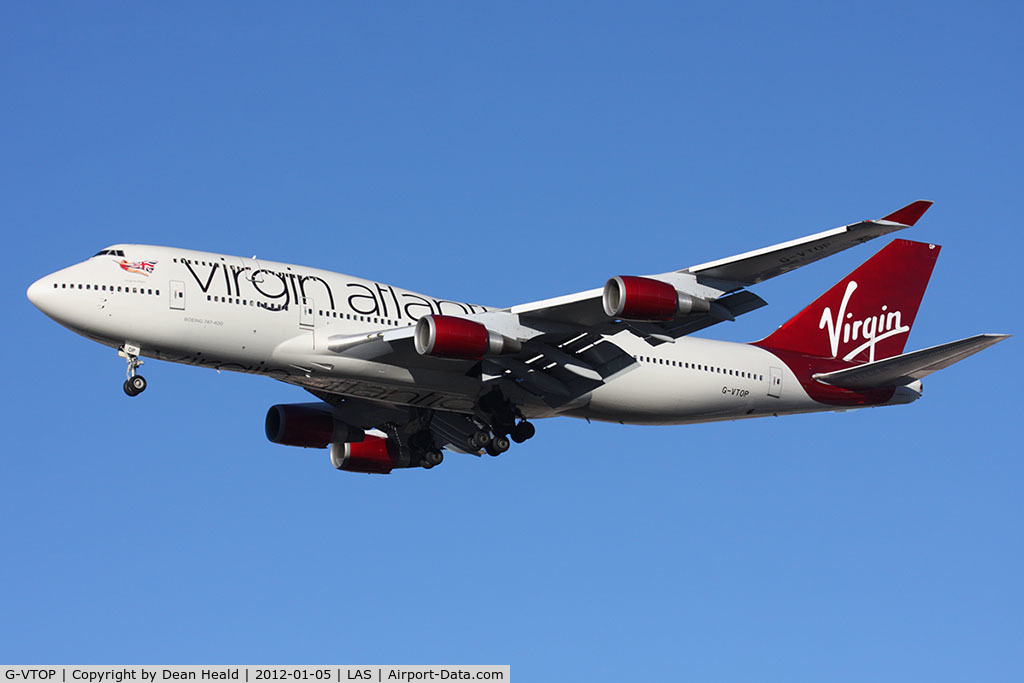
xmin=881 ymin=200 xmax=933 ymax=226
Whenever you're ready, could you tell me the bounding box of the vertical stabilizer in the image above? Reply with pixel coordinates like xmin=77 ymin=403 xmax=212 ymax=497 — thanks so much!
xmin=756 ymin=239 xmax=940 ymax=362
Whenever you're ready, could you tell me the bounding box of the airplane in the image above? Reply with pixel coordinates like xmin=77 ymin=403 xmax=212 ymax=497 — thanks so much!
xmin=26 ymin=200 xmax=1008 ymax=474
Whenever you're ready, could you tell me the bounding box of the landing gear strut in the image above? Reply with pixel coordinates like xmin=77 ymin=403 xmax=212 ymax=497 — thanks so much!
xmin=403 ymin=425 xmax=446 ymax=470
xmin=475 ymin=388 xmax=535 ymax=456
xmin=118 ymin=344 xmax=147 ymax=397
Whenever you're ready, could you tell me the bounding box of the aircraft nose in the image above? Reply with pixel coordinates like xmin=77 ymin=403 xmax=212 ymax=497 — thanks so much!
xmin=27 ymin=275 xmax=55 ymax=312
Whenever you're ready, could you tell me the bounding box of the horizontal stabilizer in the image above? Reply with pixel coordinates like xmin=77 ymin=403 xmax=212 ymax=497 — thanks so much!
xmin=812 ymin=334 xmax=1009 ymax=389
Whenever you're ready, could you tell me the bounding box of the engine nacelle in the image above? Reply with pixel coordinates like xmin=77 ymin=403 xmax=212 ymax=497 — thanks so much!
xmin=330 ymin=436 xmax=395 ymax=474
xmin=414 ymin=315 xmax=522 ymax=360
xmin=265 ymin=404 xmax=364 ymax=449
xmin=602 ymin=276 xmax=710 ymax=321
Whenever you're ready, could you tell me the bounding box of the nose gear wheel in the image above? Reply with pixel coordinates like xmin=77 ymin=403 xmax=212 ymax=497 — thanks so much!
xmin=118 ymin=344 xmax=147 ymax=396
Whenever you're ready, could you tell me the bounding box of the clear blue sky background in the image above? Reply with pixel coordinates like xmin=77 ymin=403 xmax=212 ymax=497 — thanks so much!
xmin=2 ymin=2 xmax=1021 ymax=679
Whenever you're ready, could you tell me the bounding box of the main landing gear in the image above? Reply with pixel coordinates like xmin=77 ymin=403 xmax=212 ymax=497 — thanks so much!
xmin=403 ymin=424 xmax=445 ymax=470
xmin=475 ymin=388 xmax=536 ymax=456
xmin=118 ymin=344 xmax=147 ymax=397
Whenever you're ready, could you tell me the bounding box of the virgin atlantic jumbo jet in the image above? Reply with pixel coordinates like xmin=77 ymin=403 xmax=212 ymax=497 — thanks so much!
xmin=27 ymin=201 xmax=1007 ymax=473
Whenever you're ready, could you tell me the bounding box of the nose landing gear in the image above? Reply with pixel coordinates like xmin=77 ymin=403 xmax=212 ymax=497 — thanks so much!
xmin=118 ymin=344 xmax=147 ymax=396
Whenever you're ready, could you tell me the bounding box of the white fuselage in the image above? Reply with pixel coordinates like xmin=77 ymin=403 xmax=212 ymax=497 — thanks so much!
xmin=26 ymin=245 xmax=916 ymax=426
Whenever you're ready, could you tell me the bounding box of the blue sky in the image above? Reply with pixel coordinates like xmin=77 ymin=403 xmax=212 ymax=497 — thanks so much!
xmin=2 ymin=2 xmax=1021 ymax=679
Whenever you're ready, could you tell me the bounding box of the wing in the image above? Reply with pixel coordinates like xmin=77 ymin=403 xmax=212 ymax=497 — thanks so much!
xmin=297 ymin=202 xmax=934 ymax=411
xmin=510 ymin=200 xmax=932 ymax=334
xmin=684 ymin=200 xmax=933 ymax=289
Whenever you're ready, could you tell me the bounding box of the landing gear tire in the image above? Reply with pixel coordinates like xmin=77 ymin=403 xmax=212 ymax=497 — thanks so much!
xmin=423 ymin=450 xmax=444 ymax=468
xmin=510 ymin=421 xmax=535 ymax=443
xmin=124 ymin=375 xmax=147 ymax=396
xmin=486 ymin=435 xmax=510 ymax=456
xmin=470 ymin=429 xmax=491 ymax=450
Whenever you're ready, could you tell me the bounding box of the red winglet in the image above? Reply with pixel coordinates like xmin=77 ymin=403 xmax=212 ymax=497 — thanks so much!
xmin=881 ymin=200 xmax=933 ymax=226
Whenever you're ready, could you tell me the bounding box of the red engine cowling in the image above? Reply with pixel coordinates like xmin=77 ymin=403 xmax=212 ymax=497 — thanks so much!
xmin=602 ymin=276 xmax=710 ymax=321
xmin=265 ymin=404 xmax=363 ymax=448
xmin=330 ymin=436 xmax=395 ymax=474
xmin=414 ymin=315 xmax=521 ymax=360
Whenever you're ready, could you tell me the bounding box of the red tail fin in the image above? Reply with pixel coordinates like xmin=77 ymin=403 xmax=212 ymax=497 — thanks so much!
xmin=756 ymin=239 xmax=940 ymax=362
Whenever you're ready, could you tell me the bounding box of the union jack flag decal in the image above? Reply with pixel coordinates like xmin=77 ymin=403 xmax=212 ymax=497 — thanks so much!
xmin=119 ymin=259 xmax=157 ymax=276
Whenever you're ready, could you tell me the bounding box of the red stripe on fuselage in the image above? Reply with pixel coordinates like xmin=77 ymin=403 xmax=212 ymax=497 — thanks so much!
xmin=757 ymin=346 xmax=896 ymax=406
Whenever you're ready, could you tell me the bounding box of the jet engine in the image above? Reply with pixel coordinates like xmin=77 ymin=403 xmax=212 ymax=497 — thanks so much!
xmin=329 ymin=435 xmax=396 ymax=474
xmin=414 ymin=315 xmax=521 ymax=360
xmin=265 ymin=404 xmax=364 ymax=449
xmin=602 ymin=276 xmax=710 ymax=321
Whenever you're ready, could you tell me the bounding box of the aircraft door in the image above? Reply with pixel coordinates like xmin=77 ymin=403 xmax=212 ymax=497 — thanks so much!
xmin=170 ymin=280 xmax=185 ymax=310
xmin=300 ymin=297 xmax=315 ymax=329
xmin=768 ymin=366 xmax=783 ymax=398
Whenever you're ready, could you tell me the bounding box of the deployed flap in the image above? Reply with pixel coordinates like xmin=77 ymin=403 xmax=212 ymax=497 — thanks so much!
xmin=812 ymin=334 xmax=1009 ymax=389
xmin=484 ymin=331 xmax=637 ymax=408
xmin=684 ymin=200 xmax=932 ymax=289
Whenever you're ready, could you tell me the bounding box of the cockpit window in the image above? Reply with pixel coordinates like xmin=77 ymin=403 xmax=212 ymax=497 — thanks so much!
xmin=93 ymin=249 xmax=126 ymax=257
